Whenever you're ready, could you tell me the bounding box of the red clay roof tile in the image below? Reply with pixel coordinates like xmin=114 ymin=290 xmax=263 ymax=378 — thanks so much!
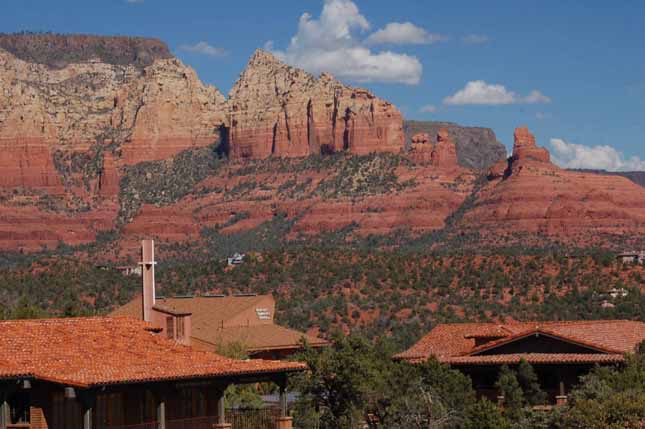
xmin=395 ymin=320 xmax=645 ymax=365
xmin=0 ymin=317 xmax=305 ymax=387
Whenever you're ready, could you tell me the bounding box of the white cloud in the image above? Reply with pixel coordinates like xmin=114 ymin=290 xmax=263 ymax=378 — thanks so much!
xmin=269 ymin=0 xmax=423 ymax=85
xmin=524 ymin=90 xmax=551 ymax=104
xmin=444 ymin=81 xmax=516 ymax=105
xmin=462 ymin=34 xmax=489 ymax=44
xmin=178 ymin=42 xmax=227 ymax=57
xmin=550 ymin=138 xmax=645 ymax=171
xmin=365 ymin=22 xmax=447 ymax=45
xmin=419 ymin=105 xmax=437 ymax=113
xmin=443 ymin=80 xmax=551 ymax=105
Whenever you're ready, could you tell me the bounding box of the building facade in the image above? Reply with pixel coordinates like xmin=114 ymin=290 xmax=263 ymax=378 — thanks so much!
xmin=395 ymin=320 xmax=645 ymax=405
xmin=0 ymin=317 xmax=304 ymax=429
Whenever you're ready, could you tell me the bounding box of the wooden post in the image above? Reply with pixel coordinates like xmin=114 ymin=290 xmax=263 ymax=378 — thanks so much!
xmin=276 ymin=378 xmax=293 ymax=429
xmin=0 ymin=398 xmax=8 ymax=429
xmin=218 ymin=393 xmax=225 ymax=424
xmin=78 ymin=390 xmax=95 ymax=429
xmin=157 ymin=399 xmax=166 ymax=429
xmin=212 ymin=387 xmax=231 ymax=429
xmin=556 ymin=380 xmax=567 ymax=406
xmin=83 ymin=407 xmax=92 ymax=429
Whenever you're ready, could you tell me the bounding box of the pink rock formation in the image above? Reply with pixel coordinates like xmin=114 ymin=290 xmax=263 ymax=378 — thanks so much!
xmin=511 ymin=126 xmax=550 ymax=163
xmin=0 ymin=44 xmax=227 ymax=193
xmin=408 ymin=133 xmax=433 ymax=164
xmin=228 ymin=50 xmax=404 ymax=159
xmin=431 ymin=129 xmax=458 ymax=167
xmin=461 ymin=126 xmax=645 ymax=241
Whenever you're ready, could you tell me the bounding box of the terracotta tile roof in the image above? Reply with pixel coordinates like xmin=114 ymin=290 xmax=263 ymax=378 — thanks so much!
xmin=112 ymin=295 xmax=268 ymax=324
xmin=444 ymin=353 xmax=625 ymax=365
xmin=394 ymin=320 xmax=645 ymax=365
xmin=211 ymin=324 xmax=329 ymax=353
xmin=0 ymin=317 xmax=305 ymax=388
xmin=111 ymin=295 xmax=327 ymax=352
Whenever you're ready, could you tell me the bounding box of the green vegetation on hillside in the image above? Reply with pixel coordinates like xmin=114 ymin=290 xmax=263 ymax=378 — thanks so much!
xmin=1 ymin=249 xmax=642 ymax=350
xmin=118 ymin=144 xmax=223 ymax=224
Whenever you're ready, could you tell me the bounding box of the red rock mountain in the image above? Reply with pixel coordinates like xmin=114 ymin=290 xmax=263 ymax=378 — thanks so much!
xmin=228 ymin=50 xmax=404 ymax=159
xmin=0 ymin=35 xmax=642 ymax=253
xmin=460 ymin=127 xmax=645 ymax=241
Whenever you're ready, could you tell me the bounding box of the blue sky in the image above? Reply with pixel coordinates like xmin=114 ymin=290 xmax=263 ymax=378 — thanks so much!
xmin=3 ymin=0 xmax=645 ymax=170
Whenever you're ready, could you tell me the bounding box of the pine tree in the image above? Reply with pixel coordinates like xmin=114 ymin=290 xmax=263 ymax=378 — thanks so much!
xmin=517 ymin=358 xmax=547 ymax=405
xmin=495 ymin=365 xmax=524 ymax=421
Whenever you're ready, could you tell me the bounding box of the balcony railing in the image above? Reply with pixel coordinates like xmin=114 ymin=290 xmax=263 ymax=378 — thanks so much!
xmin=103 ymin=408 xmax=284 ymax=429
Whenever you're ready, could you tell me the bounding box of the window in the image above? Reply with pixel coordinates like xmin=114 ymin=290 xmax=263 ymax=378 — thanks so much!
xmin=166 ymin=317 xmax=174 ymax=340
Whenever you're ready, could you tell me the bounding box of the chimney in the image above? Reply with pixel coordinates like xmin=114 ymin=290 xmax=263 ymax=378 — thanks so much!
xmin=141 ymin=239 xmax=156 ymax=322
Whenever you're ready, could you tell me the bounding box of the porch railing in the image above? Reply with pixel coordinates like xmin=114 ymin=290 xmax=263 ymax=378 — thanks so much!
xmin=104 ymin=408 xmax=284 ymax=429
xmin=227 ymin=408 xmax=281 ymax=429
xmin=167 ymin=416 xmax=219 ymax=429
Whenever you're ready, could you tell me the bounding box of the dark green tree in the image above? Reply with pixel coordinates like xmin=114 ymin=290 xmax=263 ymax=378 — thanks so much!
xmin=464 ymin=399 xmax=509 ymax=429
xmin=495 ymin=365 xmax=524 ymax=421
xmin=516 ymin=358 xmax=546 ymax=405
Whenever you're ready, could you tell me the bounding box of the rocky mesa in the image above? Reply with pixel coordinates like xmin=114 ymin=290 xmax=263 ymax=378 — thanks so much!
xmin=0 ymin=33 xmax=227 ymax=194
xmin=228 ymin=49 xmax=404 ymax=159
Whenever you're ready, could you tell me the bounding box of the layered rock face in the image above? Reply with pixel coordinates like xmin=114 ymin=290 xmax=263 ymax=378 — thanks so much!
xmin=228 ymin=50 xmax=404 ymax=159
xmin=0 ymin=34 xmax=228 ymax=250
xmin=409 ymin=133 xmax=433 ymax=164
xmin=0 ymin=36 xmax=227 ymax=192
xmin=462 ymin=127 xmax=645 ymax=240
xmin=408 ymin=129 xmax=458 ymax=167
xmin=431 ymin=129 xmax=458 ymax=167
xmin=403 ymin=120 xmax=506 ymax=170
xmin=511 ymin=126 xmax=550 ymax=163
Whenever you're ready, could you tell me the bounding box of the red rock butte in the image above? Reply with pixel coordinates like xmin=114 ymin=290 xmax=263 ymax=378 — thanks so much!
xmin=228 ymin=49 xmax=404 ymax=159
xmin=431 ymin=129 xmax=458 ymax=167
xmin=462 ymin=126 xmax=645 ymax=240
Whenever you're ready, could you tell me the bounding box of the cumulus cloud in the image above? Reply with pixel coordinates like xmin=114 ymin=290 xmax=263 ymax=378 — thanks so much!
xmin=269 ymin=0 xmax=423 ymax=85
xmin=550 ymin=138 xmax=645 ymax=171
xmin=419 ymin=105 xmax=437 ymax=113
xmin=365 ymin=22 xmax=447 ymax=45
xmin=178 ymin=42 xmax=227 ymax=57
xmin=443 ymin=80 xmax=551 ymax=105
xmin=462 ymin=34 xmax=489 ymax=44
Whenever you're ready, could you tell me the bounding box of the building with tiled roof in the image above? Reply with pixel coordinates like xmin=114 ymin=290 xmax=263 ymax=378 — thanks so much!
xmin=0 ymin=316 xmax=304 ymax=429
xmin=110 ymin=240 xmax=328 ymax=360
xmin=111 ymin=294 xmax=328 ymax=359
xmin=395 ymin=320 xmax=645 ymax=404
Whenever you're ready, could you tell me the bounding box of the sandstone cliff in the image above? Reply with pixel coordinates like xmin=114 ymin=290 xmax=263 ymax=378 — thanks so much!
xmin=403 ymin=120 xmax=506 ymax=170
xmin=431 ymin=129 xmax=458 ymax=167
xmin=408 ymin=129 xmax=458 ymax=168
xmin=228 ymin=49 xmax=404 ymax=159
xmin=0 ymin=36 xmax=227 ymax=193
xmin=461 ymin=126 xmax=645 ymax=241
